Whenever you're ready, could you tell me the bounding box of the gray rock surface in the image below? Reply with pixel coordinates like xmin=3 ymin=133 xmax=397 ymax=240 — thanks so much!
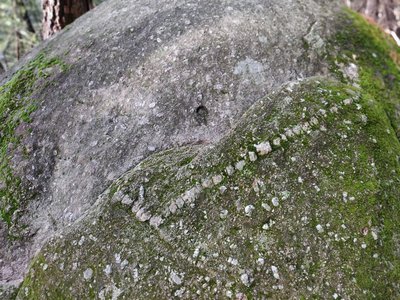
xmin=1 ymin=0 xmax=338 ymax=287
xmin=1 ymin=0 xmax=400 ymax=298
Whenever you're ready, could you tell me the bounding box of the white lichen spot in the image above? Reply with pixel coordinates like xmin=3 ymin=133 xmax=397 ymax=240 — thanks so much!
xmin=133 ymin=268 xmax=139 ymax=282
xmin=104 ymin=264 xmax=112 ymax=276
xmin=262 ymin=203 xmax=271 ymax=211
xmin=136 ymin=208 xmax=151 ymax=222
xmin=220 ymin=209 xmax=228 ymax=219
xmin=112 ymin=285 xmax=123 ymax=300
xmin=78 ymin=235 xmax=85 ymax=246
xmin=371 ymin=229 xmax=378 ymax=240
xmin=83 ymin=268 xmax=93 ymax=280
xmin=131 ymin=202 xmax=141 ymax=214
xmin=273 ymin=138 xmax=281 ymax=146
xmin=310 ymin=117 xmax=319 ymax=126
xmin=292 ymin=125 xmax=302 ymax=135
xmin=271 ymin=197 xmax=279 ymax=207
xmin=284 ymin=95 xmax=293 ymax=103
xmin=121 ymin=260 xmax=128 ymax=269
xmin=170 ymin=271 xmax=183 ymax=285
xmin=228 ymin=257 xmax=239 ymax=266
xmin=262 ymin=223 xmax=269 ymax=230
xmin=115 ymin=253 xmax=121 ymax=264
xmin=342 ymin=192 xmax=348 ymax=203
xmin=193 ymin=247 xmax=200 ymax=258
xmin=302 ymin=122 xmax=310 ymax=133
xmin=343 ymin=63 xmax=358 ymax=80
xmin=330 ymin=106 xmax=339 ymax=114
xmin=361 ymin=243 xmax=367 ymax=249
xmin=42 ymin=264 xmax=48 ymax=271
xmin=281 ymin=191 xmax=290 ymax=200
xmin=318 ymin=109 xmax=327 ymax=117
xmin=202 ymin=178 xmax=213 ymax=188
xmin=235 ymin=160 xmax=246 ymax=171
xmin=169 ymin=201 xmax=177 ymax=214
xmin=212 ymin=175 xmax=223 ymax=185
xmin=176 ymin=197 xmax=185 ymax=208
xmin=254 ymin=141 xmax=272 ymax=156
xmin=344 ymin=119 xmax=352 ymax=125
xmin=316 ymin=224 xmax=324 ymax=233
xmin=257 ymin=258 xmax=265 ymax=265
xmin=121 ymin=194 xmax=134 ymax=206
xmin=181 ymin=186 xmax=201 ymax=204
xmin=225 ymin=165 xmax=234 ymax=176
xmin=271 ymin=266 xmax=280 ymax=279
xmin=248 ymin=151 xmax=257 ymax=162
xmin=298 ymin=176 xmax=303 ymax=183
xmin=343 ymin=98 xmax=353 ymax=105
xmin=89 ymin=234 xmax=97 ymax=242
xmin=252 ymin=180 xmax=260 ymax=193
xmin=285 ymin=128 xmax=294 ymax=138
xmin=138 ymin=185 xmax=145 ymax=202
xmin=240 ymin=273 xmax=251 ymax=287
xmin=244 ymin=205 xmax=255 ymax=216
xmin=233 ymin=58 xmax=265 ymax=83
xmin=174 ymin=287 xmax=186 ymax=297
xmin=150 ymin=215 xmax=163 ymax=228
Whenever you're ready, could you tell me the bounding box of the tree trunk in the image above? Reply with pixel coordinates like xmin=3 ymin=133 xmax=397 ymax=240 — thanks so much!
xmin=348 ymin=0 xmax=399 ymax=31
xmin=42 ymin=0 xmax=93 ymax=39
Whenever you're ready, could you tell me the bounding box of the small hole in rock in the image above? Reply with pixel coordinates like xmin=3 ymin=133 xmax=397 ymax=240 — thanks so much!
xmin=195 ymin=105 xmax=208 ymax=125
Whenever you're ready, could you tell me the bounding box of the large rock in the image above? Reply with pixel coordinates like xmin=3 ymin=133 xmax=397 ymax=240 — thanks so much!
xmin=1 ymin=0 xmax=400 ymax=298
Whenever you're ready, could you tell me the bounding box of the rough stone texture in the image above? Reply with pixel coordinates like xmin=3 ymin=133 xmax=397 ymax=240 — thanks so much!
xmin=1 ymin=0 xmax=400 ymax=298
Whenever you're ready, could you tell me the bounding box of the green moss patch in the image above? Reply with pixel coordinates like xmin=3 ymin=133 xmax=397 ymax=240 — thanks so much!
xmin=0 ymin=53 xmax=68 ymax=230
xmin=332 ymin=8 xmax=400 ymax=137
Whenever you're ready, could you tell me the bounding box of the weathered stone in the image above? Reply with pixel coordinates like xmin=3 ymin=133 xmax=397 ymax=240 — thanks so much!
xmin=0 ymin=0 xmax=400 ymax=299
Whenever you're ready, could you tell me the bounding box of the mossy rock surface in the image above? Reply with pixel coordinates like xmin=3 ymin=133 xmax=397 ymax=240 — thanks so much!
xmin=0 ymin=0 xmax=400 ymax=299
xmin=16 ymin=76 xmax=400 ymax=299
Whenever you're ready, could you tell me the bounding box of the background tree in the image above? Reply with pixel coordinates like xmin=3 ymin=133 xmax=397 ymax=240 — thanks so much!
xmin=346 ymin=0 xmax=400 ymax=32
xmin=0 ymin=0 xmax=40 ymax=73
xmin=0 ymin=0 xmax=398 ymax=75
xmin=42 ymin=0 xmax=94 ymax=40
xmin=0 ymin=0 xmax=103 ymax=74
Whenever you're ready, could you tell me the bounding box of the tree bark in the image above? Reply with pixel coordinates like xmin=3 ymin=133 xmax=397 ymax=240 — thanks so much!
xmin=348 ymin=0 xmax=399 ymax=31
xmin=42 ymin=0 xmax=93 ymax=40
